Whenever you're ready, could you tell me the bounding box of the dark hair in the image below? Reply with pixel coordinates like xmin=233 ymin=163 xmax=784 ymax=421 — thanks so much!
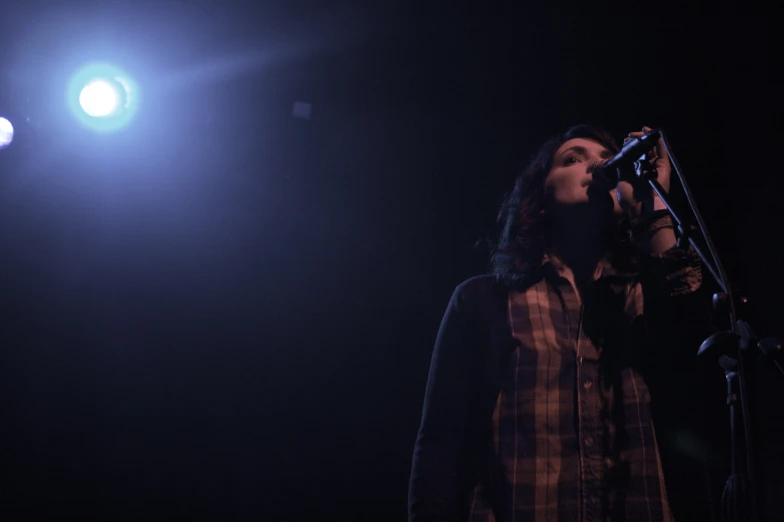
xmin=490 ymin=124 xmax=623 ymax=282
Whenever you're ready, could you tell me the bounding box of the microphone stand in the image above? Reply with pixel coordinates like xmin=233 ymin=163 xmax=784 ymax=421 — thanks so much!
xmin=624 ymin=128 xmax=782 ymax=522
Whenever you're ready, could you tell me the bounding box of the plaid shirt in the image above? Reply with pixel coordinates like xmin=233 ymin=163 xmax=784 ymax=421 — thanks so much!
xmin=409 ymin=246 xmax=703 ymax=522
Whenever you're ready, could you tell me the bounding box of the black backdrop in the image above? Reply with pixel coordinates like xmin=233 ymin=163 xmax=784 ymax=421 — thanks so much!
xmin=1 ymin=3 xmax=780 ymax=521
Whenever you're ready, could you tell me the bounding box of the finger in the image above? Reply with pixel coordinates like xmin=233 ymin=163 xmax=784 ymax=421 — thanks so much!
xmin=624 ymin=139 xmax=657 ymax=157
xmin=640 ymin=125 xmax=661 ymax=151
xmin=626 ymin=127 xmax=660 ymax=153
xmin=628 ymin=126 xmax=654 ymax=138
xmin=624 ymin=131 xmax=644 ymax=144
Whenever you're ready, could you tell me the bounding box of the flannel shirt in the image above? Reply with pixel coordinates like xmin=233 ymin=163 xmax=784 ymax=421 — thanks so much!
xmin=409 ymin=245 xmax=703 ymax=522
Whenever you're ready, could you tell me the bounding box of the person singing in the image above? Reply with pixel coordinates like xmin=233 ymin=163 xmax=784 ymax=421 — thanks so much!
xmin=409 ymin=124 xmax=715 ymax=522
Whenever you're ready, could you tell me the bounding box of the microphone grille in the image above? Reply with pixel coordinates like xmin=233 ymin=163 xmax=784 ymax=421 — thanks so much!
xmin=588 ymin=159 xmax=608 ymax=174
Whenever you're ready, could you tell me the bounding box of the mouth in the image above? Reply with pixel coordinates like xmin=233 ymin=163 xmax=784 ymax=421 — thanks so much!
xmin=582 ymin=179 xmax=594 ymax=187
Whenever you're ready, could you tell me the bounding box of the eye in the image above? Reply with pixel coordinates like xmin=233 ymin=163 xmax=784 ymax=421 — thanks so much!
xmin=563 ymin=156 xmax=579 ymax=165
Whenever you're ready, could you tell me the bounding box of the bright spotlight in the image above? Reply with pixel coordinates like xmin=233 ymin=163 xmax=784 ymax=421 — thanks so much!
xmin=66 ymin=62 xmax=140 ymax=133
xmin=79 ymin=80 xmax=120 ymax=117
xmin=0 ymin=117 xmax=13 ymax=149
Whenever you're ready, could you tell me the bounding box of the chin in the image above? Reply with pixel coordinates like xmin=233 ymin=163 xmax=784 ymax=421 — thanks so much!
xmin=585 ymin=186 xmax=616 ymax=215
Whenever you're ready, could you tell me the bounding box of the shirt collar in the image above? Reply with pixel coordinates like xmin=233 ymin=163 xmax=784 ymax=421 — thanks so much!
xmin=540 ymin=251 xmax=637 ymax=286
xmin=502 ymin=250 xmax=637 ymax=290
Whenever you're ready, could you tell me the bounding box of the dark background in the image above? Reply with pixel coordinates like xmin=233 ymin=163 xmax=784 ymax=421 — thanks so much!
xmin=0 ymin=2 xmax=781 ymax=521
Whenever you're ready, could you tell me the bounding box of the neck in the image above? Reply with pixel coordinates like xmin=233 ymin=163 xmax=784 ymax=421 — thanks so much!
xmin=545 ymin=211 xmax=613 ymax=288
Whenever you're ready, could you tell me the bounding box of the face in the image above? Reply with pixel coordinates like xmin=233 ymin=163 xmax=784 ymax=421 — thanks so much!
xmin=544 ymin=137 xmax=621 ymax=218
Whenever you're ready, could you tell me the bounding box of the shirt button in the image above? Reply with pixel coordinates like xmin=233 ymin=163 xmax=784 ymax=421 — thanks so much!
xmin=584 ymin=437 xmax=594 ymax=447
xmin=605 ymin=457 xmax=615 ymax=468
xmin=583 ymin=379 xmax=592 ymax=390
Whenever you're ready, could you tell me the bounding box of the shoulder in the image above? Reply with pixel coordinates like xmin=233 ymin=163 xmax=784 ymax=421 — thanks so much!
xmin=451 ymin=274 xmax=509 ymax=311
xmin=446 ymin=275 xmax=514 ymax=343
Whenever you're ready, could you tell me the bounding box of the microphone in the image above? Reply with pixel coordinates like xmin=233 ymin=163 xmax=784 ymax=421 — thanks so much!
xmin=592 ymin=128 xmax=662 ymax=189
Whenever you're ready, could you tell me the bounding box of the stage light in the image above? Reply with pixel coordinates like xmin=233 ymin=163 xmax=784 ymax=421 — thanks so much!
xmin=0 ymin=117 xmax=13 ymax=149
xmin=66 ymin=62 xmax=140 ymax=133
xmin=79 ymin=80 xmax=120 ymax=117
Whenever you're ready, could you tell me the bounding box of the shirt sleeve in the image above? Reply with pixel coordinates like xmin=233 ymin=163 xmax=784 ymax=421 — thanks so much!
xmin=639 ymin=243 xmax=703 ymax=297
xmin=637 ymin=243 xmax=712 ymax=359
xmin=408 ymin=285 xmax=477 ymax=522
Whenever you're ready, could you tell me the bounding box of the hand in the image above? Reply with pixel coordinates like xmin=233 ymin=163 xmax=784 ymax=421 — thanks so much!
xmin=615 ymin=125 xmax=672 ymax=220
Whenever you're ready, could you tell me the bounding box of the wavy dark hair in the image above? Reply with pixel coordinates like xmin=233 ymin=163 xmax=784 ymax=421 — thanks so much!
xmin=490 ymin=124 xmax=626 ymax=283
